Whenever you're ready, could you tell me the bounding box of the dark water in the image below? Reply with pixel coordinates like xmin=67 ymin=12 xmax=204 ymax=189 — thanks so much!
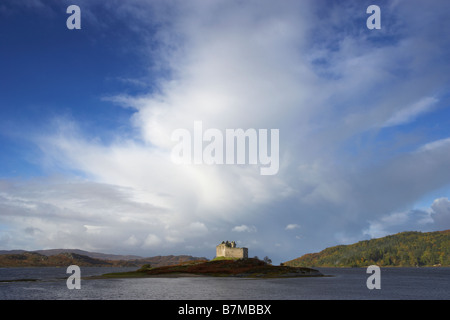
xmin=0 ymin=266 xmax=448 ymax=300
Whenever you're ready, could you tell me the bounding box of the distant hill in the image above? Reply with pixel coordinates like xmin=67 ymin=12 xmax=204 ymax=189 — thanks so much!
xmin=284 ymin=230 xmax=450 ymax=267
xmin=0 ymin=252 xmax=134 ymax=267
xmin=0 ymin=249 xmax=144 ymax=261
xmin=37 ymin=249 xmax=143 ymax=261
xmin=0 ymin=249 xmax=208 ymax=268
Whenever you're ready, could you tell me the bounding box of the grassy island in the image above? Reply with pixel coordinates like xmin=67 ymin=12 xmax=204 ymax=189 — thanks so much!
xmin=97 ymin=258 xmax=323 ymax=279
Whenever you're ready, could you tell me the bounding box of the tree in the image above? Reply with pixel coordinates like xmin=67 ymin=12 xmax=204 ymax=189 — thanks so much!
xmin=263 ymin=256 xmax=272 ymax=265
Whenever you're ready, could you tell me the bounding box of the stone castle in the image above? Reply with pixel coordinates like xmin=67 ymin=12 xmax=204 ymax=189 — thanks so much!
xmin=216 ymin=241 xmax=248 ymax=259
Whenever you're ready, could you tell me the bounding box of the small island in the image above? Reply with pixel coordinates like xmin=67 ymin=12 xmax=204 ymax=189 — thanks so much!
xmin=98 ymin=257 xmax=323 ymax=279
xmin=97 ymin=241 xmax=323 ymax=279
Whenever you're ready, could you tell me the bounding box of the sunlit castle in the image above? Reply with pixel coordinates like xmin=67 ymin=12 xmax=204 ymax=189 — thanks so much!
xmin=216 ymin=241 xmax=248 ymax=259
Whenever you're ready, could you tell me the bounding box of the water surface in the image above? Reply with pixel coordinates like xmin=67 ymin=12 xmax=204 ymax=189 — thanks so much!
xmin=0 ymin=267 xmax=448 ymax=300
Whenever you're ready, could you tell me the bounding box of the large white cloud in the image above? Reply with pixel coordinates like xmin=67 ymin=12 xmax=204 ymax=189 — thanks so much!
xmin=2 ymin=0 xmax=450 ymax=262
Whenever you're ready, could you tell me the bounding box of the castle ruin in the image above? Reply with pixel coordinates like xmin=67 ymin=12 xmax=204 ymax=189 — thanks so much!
xmin=216 ymin=241 xmax=248 ymax=259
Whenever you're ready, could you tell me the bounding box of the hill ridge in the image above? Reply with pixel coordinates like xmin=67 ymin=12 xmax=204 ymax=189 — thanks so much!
xmin=284 ymin=229 xmax=450 ymax=267
xmin=0 ymin=249 xmax=143 ymax=261
xmin=0 ymin=249 xmax=208 ymax=268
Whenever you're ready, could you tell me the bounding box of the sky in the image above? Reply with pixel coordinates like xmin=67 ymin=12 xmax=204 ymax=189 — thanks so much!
xmin=1 ymin=0 xmax=450 ymax=264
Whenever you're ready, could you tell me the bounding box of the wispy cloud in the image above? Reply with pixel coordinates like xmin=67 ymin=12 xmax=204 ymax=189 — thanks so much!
xmin=285 ymin=224 xmax=300 ymax=230
xmin=232 ymin=225 xmax=257 ymax=233
xmin=417 ymin=137 xmax=450 ymax=152
xmin=383 ymin=96 xmax=439 ymax=127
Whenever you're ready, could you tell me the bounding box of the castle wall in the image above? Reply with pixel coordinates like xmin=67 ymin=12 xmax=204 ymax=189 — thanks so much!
xmin=216 ymin=244 xmax=248 ymax=259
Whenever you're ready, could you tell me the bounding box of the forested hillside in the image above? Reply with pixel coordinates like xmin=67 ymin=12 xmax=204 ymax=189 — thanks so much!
xmin=284 ymin=230 xmax=450 ymax=267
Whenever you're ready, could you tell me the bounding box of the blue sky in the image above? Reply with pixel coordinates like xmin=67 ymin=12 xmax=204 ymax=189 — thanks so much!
xmin=1 ymin=0 xmax=450 ymax=264
xmin=0 ymin=1 xmax=158 ymax=168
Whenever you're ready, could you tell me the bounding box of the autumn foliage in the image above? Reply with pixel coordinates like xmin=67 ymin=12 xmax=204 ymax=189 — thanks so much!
xmin=284 ymin=230 xmax=450 ymax=267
